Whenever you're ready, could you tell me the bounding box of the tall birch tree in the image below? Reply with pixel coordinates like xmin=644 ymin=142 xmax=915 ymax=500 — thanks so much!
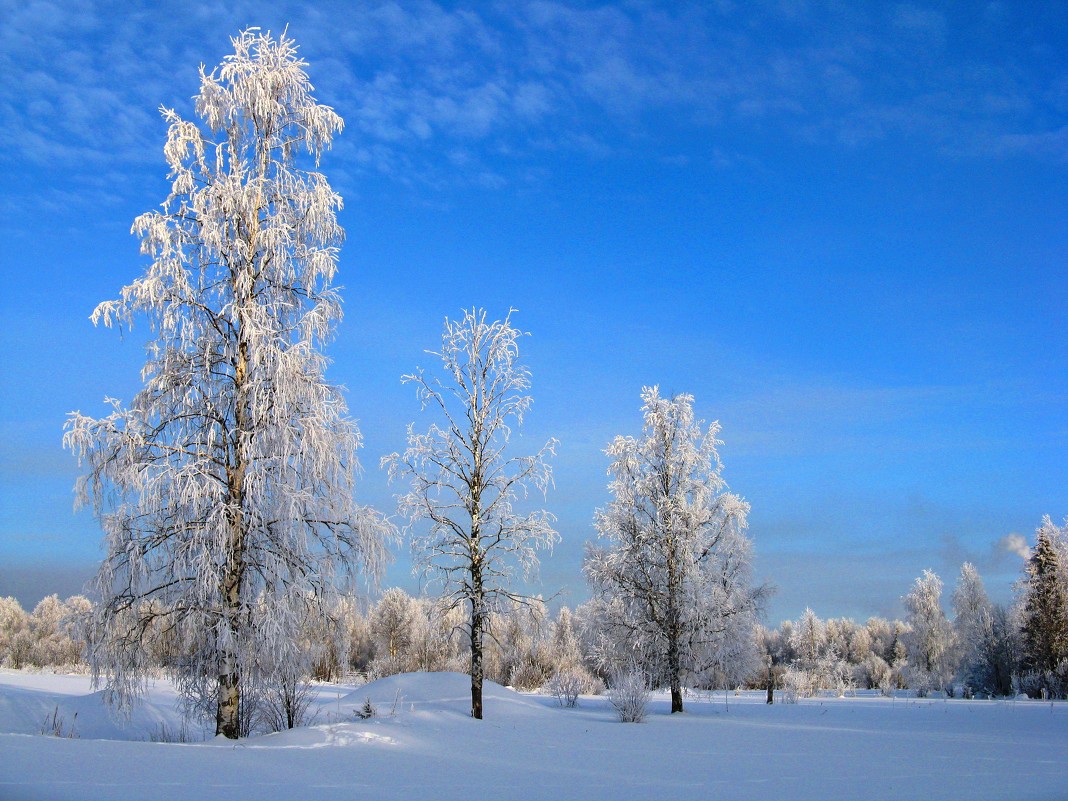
xmin=901 ymin=570 xmax=957 ymax=695
xmin=63 ymin=29 xmax=391 ymax=739
xmin=585 ymin=387 xmax=764 ymax=713
xmin=384 ymin=309 xmax=558 ymax=719
xmin=952 ymin=562 xmax=992 ymax=692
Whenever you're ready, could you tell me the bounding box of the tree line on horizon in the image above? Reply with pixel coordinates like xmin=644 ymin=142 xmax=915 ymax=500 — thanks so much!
xmin=2 ymin=525 xmax=1067 ymax=730
xmin=48 ymin=28 xmax=1068 ymax=739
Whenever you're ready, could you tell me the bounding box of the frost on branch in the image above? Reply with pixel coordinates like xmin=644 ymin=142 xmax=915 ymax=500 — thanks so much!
xmin=63 ymin=28 xmax=392 ymax=739
xmin=383 ymin=308 xmax=558 ymax=719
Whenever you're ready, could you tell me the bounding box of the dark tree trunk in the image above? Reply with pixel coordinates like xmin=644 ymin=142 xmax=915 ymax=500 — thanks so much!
xmin=667 ymin=624 xmax=683 ymax=713
xmin=670 ymin=681 xmax=683 ymax=714
xmin=666 ymin=562 xmax=683 ymax=714
xmin=470 ymin=599 xmax=484 ymax=720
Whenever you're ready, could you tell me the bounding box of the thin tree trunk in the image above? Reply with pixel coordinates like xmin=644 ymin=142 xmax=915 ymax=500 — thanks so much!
xmin=470 ymin=594 xmax=484 ymax=720
xmin=668 ymin=620 xmax=683 ymax=713
xmin=469 ymin=458 xmax=485 ymax=720
xmin=666 ymin=534 xmax=684 ymax=714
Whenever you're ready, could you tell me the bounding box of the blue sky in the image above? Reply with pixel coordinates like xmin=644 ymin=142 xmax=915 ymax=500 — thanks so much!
xmin=1 ymin=0 xmax=1065 ymax=623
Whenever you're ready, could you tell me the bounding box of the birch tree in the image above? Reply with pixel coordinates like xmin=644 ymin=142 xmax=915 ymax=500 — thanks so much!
xmin=384 ymin=309 xmax=558 ymax=719
xmin=952 ymin=562 xmax=992 ymax=693
xmin=63 ymin=29 xmax=391 ymax=738
xmin=585 ymin=386 xmax=764 ymax=713
xmin=902 ymin=570 xmax=957 ymax=695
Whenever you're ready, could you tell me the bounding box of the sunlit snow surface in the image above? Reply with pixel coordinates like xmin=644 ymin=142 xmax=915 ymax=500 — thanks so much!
xmin=1 ymin=670 xmax=1066 ymax=801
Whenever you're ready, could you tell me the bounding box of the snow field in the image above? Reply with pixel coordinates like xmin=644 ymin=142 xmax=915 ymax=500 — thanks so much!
xmin=1 ymin=670 xmax=1066 ymax=801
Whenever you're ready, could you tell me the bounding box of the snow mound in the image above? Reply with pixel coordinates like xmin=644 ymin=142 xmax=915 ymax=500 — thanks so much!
xmin=0 ymin=672 xmax=197 ymax=740
xmin=339 ymin=671 xmax=549 ymax=720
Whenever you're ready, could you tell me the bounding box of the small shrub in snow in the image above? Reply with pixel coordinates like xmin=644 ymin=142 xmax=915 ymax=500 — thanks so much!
xmin=42 ymin=706 xmax=77 ymax=738
xmin=781 ymin=667 xmax=815 ymax=702
xmin=878 ymin=670 xmax=896 ymax=697
xmin=150 ymin=719 xmax=197 ymax=743
xmin=609 ymin=669 xmax=649 ymax=722
xmin=545 ymin=667 xmax=588 ymax=708
xmin=259 ymin=677 xmax=318 ymax=733
xmin=510 ymin=659 xmax=550 ymax=692
xmin=355 ymin=697 xmax=377 ymax=719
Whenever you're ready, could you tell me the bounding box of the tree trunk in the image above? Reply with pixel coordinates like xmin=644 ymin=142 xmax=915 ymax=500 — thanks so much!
xmin=217 ymin=538 xmax=244 ymax=738
xmin=667 ymin=626 xmax=683 ymax=713
xmin=216 ymin=547 xmax=243 ymax=738
xmin=469 ymin=596 xmax=484 ymax=720
xmin=469 ymin=485 xmax=485 ymax=720
xmin=217 ymin=659 xmax=240 ymax=738
xmin=217 ymin=333 xmax=249 ymax=739
xmin=670 ymin=679 xmax=683 ymax=713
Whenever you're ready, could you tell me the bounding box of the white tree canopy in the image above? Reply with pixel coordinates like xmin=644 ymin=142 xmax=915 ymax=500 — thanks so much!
xmin=585 ymin=386 xmax=764 ymax=713
xmin=952 ymin=562 xmax=992 ymax=690
xmin=902 ymin=570 xmax=957 ymax=695
xmin=63 ymin=29 xmax=392 ymax=738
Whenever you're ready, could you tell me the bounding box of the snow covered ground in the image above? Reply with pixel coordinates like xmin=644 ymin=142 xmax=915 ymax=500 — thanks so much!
xmin=1 ymin=669 xmax=1065 ymax=801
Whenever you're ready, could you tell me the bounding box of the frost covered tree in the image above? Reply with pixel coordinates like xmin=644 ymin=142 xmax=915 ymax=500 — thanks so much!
xmin=902 ymin=570 xmax=957 ymax=695
xmin=584 ymin=387 xmax=764 ymax=713
xmin=952 ymin=562 xmax=992 ymax=693
xmin=369 ymin=587 xmax=418 ymax=674
xmin=63 ymin=29 xmax=391 ymax=738
xmin=0 ymin=598 xmax=31 ymax=669
xmin=384 ymin=309 xmax=558 ymax=719
xmin=975 ymin=603 xmax=1023 ymax=696
xmin=1021 ymin=517 xmax=1068 ymax=695
xmin=28 ymin=595 xmax=92 ymax=668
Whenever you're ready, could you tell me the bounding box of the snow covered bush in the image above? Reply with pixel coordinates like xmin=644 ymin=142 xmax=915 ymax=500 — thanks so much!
xmin=780 ymin=666 xmax=816 ymax=702
xmin=609 ymin=668 xmax=650 ymax=722
xmin=355 ymin=698 xmax=377 ymax=720
xmin=508 ymin=659 xmax=549 ymax=692
xmin=544 ymin=666 xmax=596 ymax=707
xmin=861 ymin=654 xmax=895 ymax=696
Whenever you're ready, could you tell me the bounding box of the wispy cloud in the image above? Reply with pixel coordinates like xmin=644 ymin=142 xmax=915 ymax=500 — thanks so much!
xmin=2 ymin=0 xmax=1064 ymax=214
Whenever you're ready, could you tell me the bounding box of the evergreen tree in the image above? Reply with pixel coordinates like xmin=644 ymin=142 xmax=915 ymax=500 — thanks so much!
xmin=1021 ymin=517 xmax=1068 ymax=695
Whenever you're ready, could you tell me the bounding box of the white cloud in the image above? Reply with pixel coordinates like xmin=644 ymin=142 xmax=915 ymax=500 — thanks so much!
xmin=997 ymin=533 xmax=1031 ymax=560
